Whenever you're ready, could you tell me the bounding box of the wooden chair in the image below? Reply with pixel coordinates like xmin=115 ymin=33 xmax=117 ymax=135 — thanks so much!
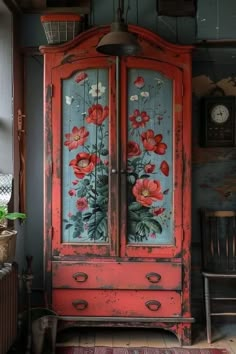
xmin=200 ymin=209 xmax=236 ymax=343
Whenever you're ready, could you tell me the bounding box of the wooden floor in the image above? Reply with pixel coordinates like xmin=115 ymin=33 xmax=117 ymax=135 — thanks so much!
xmin=56 ymin=323 xmax=236 ymax=353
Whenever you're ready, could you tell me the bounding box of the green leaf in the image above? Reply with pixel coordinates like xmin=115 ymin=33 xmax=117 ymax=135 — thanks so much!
xmin=88 ymin=211 xmax=107 ymax=241
xmin=77 ymin=188 xmax=87 ymax=198
xmin=143 ymin=219 xmax=162 ymax=233
xmin=135 ymin=222 xmax=148 ymax=235
xmin=82 ymin=212 xmax=92 ymax=222
xmin=6 ymin=212 xmax=27 ymax=220
xmin=128 ymin=210 xmax=140 ymax=221
xmin=129 ymin=202 xmax=142 ymax=211
xmin=97 ymin=217 xmax=107 ymax=235
xmin=100 ymin=149 xmax=109 ymax=156
xmin=128 ymin=221 xmax=138 ymax=235
xmin=127 ymin=174 xmax=136 ymax=185
xmin=65 ymin=223 xmax=73 ymax=230
xmin=96 ymin=195 xmax=108 ymax=206
xmin=130 ymin=157 xmax=142 ymax=165
xmin=139 ymin=174 xmax=150 ymax=179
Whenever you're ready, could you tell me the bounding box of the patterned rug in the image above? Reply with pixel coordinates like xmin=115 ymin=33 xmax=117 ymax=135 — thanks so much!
xmin=56 ymin=347 xmax=228 ymax=354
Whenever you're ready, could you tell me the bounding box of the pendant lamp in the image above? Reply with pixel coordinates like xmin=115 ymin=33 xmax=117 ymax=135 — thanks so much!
xmin=96 ymin=0 xmax=141 ymax=56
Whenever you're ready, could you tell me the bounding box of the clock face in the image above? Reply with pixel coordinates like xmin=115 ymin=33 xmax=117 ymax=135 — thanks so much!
xmin=210 ymin=104 xmax=230 ymax=124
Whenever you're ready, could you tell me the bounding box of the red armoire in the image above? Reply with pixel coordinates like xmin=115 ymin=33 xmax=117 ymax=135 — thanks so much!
xmin=40 ymin=24 xmax=194 ymax=345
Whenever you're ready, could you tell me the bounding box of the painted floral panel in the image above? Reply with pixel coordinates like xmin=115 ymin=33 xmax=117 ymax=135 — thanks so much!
xmin=127 ymin=69 xmax=173 ymax=245
xmin=62 ymin=69 xmax=109 ymax=243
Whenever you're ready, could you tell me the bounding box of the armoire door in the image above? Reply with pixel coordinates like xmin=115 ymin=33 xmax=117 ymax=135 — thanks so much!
xmin=50 ymin=57 xmax=183 ymax=262
xmin=51 ymin=57 xmax=118 ymax=258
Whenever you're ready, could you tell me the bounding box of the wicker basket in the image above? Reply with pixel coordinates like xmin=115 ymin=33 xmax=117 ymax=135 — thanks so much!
xmin=40 ymin=13 xmax=83 ymax=45
xmin=0 ymin=230 xmax=17 ymax=264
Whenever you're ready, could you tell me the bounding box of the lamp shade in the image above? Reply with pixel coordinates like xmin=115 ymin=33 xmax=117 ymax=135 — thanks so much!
xmin=96 ymin=22 xmax=141 ymax=56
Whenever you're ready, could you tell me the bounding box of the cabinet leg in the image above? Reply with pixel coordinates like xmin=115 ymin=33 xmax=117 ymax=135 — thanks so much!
xmin=176 ymin=323 xmax=192 ymax=346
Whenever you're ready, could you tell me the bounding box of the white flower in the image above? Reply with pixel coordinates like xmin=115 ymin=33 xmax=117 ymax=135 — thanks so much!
xmin=140 ymin=91 xmax=149 ymax=98
xmin=65 ymin=96 xmax=74 ymax=105
xmin=89 ymin=82 xmax=106 ymax=97
xmin=130 ymin=95 xmax=139 ymax=101
xmin=154 ymin=78 xmax=164 ymax=85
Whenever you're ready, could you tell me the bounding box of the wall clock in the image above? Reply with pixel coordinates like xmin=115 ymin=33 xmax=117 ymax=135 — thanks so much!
xmin=201 ymin=96 xmax=236 ymax=147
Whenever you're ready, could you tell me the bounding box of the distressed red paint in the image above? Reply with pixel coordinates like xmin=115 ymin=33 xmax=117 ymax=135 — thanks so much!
xmin=40 ymin=24 xmax=194 ymax=345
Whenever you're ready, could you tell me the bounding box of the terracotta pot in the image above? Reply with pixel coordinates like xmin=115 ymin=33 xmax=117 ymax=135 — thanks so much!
xmin=0 ymin=229 xmax=17 ymax=264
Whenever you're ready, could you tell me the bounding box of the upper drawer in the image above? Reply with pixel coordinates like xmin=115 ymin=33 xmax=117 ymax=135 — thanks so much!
xmin=52 ymin=261 xmax=182 ymax=290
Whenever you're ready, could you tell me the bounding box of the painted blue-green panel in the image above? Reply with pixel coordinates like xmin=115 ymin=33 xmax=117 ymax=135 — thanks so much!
xmin=127 ymin=69 xmax=173 ymax=245
xmin=62 ymin=69 xmax=109 ymax=243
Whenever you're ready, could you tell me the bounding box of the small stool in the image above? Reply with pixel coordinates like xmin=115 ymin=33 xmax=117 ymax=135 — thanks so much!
xmin=32 ymin=315 xmax=58 ymax=354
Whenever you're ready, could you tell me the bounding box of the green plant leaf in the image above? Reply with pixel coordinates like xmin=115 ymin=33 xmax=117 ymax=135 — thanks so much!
xmin=127 ymin=174 xmax=136 ymax=185
xmin=6 ymin=212 xmax=27 ymax=220
xmin=88 ymin=211 xmax=107 ymax=241
xmin=135 ymin=221 xmax=148 ymax=236
xmin=129 ymin=202 xmax=142 ymax=211
xmin=65 ymin=223 xmax=73 ymax=230
xmin=143 ymin=219 xmax=162 ymax=233
xmin=128 ymin=210 xmax=140 ymax=221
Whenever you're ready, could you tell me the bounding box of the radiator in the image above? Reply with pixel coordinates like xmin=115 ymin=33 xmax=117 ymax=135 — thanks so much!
xmin=0 ymin=263 xmax=18 ymax=354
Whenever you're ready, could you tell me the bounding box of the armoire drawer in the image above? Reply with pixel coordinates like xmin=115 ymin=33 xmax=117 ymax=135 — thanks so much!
xmin=53 ymin=289 xmax=181 ymax=317
xmin=52 ymin=262 xmax=182 ymax=290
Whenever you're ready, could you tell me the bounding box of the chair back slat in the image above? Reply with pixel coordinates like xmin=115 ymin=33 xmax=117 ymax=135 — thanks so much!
xmin=201 ymin=210 xmax=236 ymax=273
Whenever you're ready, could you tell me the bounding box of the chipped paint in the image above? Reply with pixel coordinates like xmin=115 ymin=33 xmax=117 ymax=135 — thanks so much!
xmin=41 ymin=25 xmax=193 ymax=346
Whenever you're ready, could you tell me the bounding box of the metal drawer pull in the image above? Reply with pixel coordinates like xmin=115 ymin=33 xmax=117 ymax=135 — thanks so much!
xmin=73 ymin=272 xmax=88 ymax=282
xmin=145 ymin=300 xmax=161 ymax=311
xmin=146 ymin=272 xmax=161 ymax=283
xmin=72 ymin=299 xmax=88 ymax=311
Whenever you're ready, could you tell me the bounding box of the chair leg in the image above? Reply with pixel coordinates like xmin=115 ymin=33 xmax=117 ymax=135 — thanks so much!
xmin=204 ymin=276 xmax=212 ymax=343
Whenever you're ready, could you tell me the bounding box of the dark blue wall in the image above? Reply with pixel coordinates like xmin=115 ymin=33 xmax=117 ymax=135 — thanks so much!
xmin=20 ymin=1 xmax=236 ymax=316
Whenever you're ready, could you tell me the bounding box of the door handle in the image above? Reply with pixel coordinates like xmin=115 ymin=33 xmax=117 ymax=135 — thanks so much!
xmin=145 ymin=300 xmax=161 ymax=311
xmin=72 ymin=272 xmax=88 ymax=282
xmin=72 ymin=299 xmax=88 ymax=311
xmin=146 ymin=272 xmax=161 ymax=283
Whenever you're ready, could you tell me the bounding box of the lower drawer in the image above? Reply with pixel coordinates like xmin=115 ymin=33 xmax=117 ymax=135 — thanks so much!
xmin=53 ymin=289 xmax=181 ymax=317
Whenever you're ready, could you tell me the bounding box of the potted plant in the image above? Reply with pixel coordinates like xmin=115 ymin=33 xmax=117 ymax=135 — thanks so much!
xmin=0 ymin=205 xmax=26 ymax=265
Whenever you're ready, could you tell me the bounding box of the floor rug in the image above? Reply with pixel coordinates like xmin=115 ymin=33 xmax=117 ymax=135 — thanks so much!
xmin=56 ymin=347 xmax=228 ymax=354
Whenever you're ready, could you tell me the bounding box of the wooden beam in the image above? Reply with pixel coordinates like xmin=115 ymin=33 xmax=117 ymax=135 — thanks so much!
xmin=16 ymin=0 xmax=91 ymax=14
xmin=195 ymin=40 xmax=236 ymax=48
xmin=23 ymin=6 xmax=90 ymax=14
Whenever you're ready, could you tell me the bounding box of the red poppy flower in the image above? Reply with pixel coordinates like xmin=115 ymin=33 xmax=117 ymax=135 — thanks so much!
xmin=144 ymin=163 xmax=155 ymax=173
xmin=69 ymin=152 xmax=100 ymax=179
xmin=128 ymin=141 xmax=141 ymax=157
xmin=86 ymin=104 xmax=109 ymax=125
xmin=134 ymin=76 xmax=145 ymax=88
xmin=76 ymin=197 xmax=88 ymax=211
xmin=129 ymin=109 xmax=150 ymax=128
xmin=75 ymin=72 xmax=88 ymax=84
xmin=132 ymin=179 xmax=163 ymax=207
xmin=160 ymin=160 xmax=169 ymax=176
xmin=141 ymin=129 xmax=167 ymax=155
xmin=64 ymin=126 xmax=89 ymax=151
xmin=153 ymin=207 xmax=165 ymax=216
xmin=68 ymin=189 xmax=76 ymax=197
